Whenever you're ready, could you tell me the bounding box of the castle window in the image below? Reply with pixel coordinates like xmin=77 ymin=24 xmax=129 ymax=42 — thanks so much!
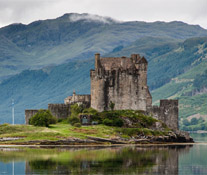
xmin=142 ymin=87 xmax=144 ymax=90
xmin=136 ymin=91 xmax=138 ymax=95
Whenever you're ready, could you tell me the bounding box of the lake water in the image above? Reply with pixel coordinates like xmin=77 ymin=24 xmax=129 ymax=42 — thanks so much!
xmin=0 ymin=133 xmax=207 ymax=175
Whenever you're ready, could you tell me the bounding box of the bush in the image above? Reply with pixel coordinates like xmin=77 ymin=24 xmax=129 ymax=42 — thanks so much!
xmin=182 ymin=119 xmax=190 ymax=126
xmin=109 ymin=101 xmax=115 ymax=111
xmin=82 ymin=108 xmax=98 ymax=115
xmin=74 ymin=123 xmax=81 ymax=127
xmin=68 ymin=116 xmax=80 ymax=126
xmin=113 ymin=118 xmax=124 ymax=127
xmin=190 ymin=118 xmax=198 ymax=125
xmin=103 ymin=119 xmax=113 ymax=126
xmin=118 ymin=128 xmax=142 ymax=137
xmin=70 ymin=104 xmax=83 ymax=116
xmin=29 ymin=110 xmax=57 ymax=127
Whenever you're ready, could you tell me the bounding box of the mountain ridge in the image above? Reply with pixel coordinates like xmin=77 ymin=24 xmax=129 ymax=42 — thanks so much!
xmin=1 ymin=13 xmax=207 ymax=81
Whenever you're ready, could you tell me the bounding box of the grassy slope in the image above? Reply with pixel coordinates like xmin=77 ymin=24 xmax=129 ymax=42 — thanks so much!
xmin=152 ymin=59 xmax=207 ymax=118
xmin=0 ymin=123 xmax=116 ymax=142
xmin=0 ymin=123 xmax=166 ymax=144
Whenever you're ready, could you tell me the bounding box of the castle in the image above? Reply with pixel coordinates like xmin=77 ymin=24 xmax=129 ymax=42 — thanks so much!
xmin=25 ymin=53 xmax=178 ymax=130
xmin=90 ymin=53 xmax=152 ymax=111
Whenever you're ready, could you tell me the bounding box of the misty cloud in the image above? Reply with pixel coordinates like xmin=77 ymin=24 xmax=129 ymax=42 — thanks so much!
xmin=69 ymin=13 xmax=120 ymax=24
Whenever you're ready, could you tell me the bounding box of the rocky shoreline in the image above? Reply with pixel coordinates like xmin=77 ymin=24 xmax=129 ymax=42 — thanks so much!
xmin=0 ymin=130 xmax=193 ymax=146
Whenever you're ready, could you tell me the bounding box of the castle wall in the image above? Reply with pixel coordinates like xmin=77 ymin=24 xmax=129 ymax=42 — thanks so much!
xmin=48 ymin=104 xmax=71 ymax=120
xmin=64 ymin=94 xmax=91 ymax=106
xmin=90 ymin=54 xmax=151 ymax=112
xmin=91 ymin=70 xmax=106 ymax=111
xmin=147 ymin=100 xmax=179 ymax=130
xmin=25 ymin=109 xmax=46 ymax=124
xmin=160 ymin=99 xmax=179 ymax=130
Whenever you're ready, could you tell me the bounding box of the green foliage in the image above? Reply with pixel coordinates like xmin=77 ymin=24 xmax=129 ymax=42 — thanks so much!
xmin=194 ymin=70 xmax=207 ymax=90
xmin=68 ymin=104 xmax=84 ymax=126
xmin=29 ymin=110 xmax=57 ymax=127
xmin=103 ymin=119 xmax=113 ymax=126
xmin=109 ymin=101 xmax=115 ymax=111
xmin=82 ymin=109 xmax=156 ymax=128
xmin=82 ymin=108 xmax=98 ymax=115
xmin=181 ymin=117 xmax=206 ymax=131
xmin=68 ymin=116 xmax=80 ymax=126
xmin=113 ymin=118 xmax=124 ymax=127
xmin=71 ymin=104 xmax=84 ymax=116
xmin=117 ymin=128 xmax=165 ymax=137
xmin=190 ymin=118 xmax=199 ymax=125
xmin=73 ymin=123 xmax=81 ymax=128
xmin=182 ymin=119 xmax=190 ymax=126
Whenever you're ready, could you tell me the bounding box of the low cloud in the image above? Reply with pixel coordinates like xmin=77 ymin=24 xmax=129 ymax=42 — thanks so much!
xmin=69 ymin=13 xmax=120 ymax=24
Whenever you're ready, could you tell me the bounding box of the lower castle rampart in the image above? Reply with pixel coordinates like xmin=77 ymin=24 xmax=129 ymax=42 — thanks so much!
xmin=25 ymin=104 xmax=71 ymax=124
xmin=147 ymin=99 xmax=178 ymax=130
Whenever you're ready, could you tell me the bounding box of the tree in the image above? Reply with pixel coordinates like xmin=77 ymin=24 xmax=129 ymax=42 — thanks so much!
xmin=182 ymin=119 xmax=190 ymax=126
xmin=29 ymin=109 xmax=57 ymax=127
xmin=190 ymin=118 xmax=198 ymax=125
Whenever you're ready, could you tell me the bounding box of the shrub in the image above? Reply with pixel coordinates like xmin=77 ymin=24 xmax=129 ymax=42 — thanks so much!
xmin=103 ymin=119 xmax=113 ymax=126
xmin=109 ymin=101 xmax=115 ymax=111
xmin=68 ymin=116 xmax=80 ymax=126
xmin=83 ymin=107 xmax=98 ymax=115
xmin=70 ymin=104 xmax=83 ymax=116
xmin=182 ymin=119 xmax=190 ymax=126
xmin=118 ymin=128 xmax=142 ymax=137
xmin=113 ymin=118 xmax=124 ymax=127
xmin=29 ymin=110 xmax=57 ymax=127
xmin=190 ymin=118 xmax=198 ymax=125
xmin=74 ymin=123 xmax=81 ymax=127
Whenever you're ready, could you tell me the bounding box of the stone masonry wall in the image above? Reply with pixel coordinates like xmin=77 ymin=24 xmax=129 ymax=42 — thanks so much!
xmin=90 ymin=53 xmax=152 ymax=111
xmin=25 ymin=104 xmax=71 ymax=125
xmin=48 ymin=104 xmax=71 ymax=120
xmin=147 ymin=99 xmax=179 ymax=130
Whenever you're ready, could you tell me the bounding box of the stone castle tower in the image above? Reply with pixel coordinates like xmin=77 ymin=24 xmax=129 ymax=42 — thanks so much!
xmin=90 ymin=53 xmax=152 ymax=111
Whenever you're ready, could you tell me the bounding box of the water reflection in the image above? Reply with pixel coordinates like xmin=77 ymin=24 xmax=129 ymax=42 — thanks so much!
xmin=0 ymin=145 xmax=192 ymax=175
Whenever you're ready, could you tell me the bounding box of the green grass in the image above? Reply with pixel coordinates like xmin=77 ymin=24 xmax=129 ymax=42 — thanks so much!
xmin=0 ymin=123 xmax=118 ymax=143
xmin=0 ymin=119 xmax=169 ymax=144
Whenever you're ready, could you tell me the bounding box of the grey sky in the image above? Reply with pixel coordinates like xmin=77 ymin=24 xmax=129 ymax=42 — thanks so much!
xmin=0 ymin=0 xmax=207 ymax=29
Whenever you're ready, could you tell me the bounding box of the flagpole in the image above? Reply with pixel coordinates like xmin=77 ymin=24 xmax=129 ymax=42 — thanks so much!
xmin=12 ymin=99 xmax=14 ymax=125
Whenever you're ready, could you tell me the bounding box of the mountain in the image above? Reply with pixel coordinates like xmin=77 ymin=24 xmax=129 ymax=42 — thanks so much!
xmin=1 ymin=13 xmax=207 ymax=126
xmin=1 ymin=36 xmax=207 ymax=124
xmin=1 ymin=13 xmax=207 ymax=81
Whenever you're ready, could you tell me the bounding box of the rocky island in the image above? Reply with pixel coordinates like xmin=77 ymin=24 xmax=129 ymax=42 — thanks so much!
xmin=0 ymin=53 xmax=193 ymax=145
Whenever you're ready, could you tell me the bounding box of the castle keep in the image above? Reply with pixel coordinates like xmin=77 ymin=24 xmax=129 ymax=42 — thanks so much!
xmin=25 ymin=53 xmax=178 ymax=130
xmin=90 ymin=53 xmax=152 ymax=111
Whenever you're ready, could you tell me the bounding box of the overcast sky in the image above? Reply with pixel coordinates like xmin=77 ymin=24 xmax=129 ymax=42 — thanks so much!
xmin=0 ymin=0 xmax=207 ymax=29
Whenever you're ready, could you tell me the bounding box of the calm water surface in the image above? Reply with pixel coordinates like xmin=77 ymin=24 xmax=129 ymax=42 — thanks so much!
xmin=0 ymin=133 xmax=207 ymax=175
